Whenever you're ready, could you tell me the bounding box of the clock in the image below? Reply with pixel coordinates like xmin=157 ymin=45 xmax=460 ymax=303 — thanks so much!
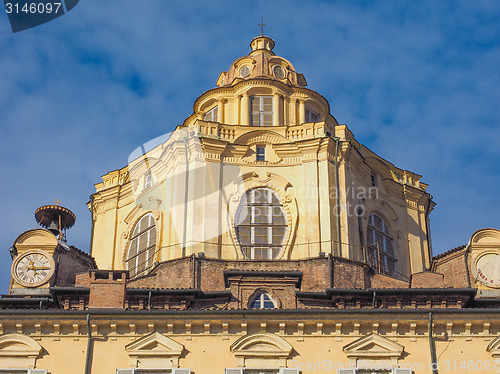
xmin=12 ymin=250 xmax=55 ymax=287
xmin=474 ymin=252 xmax=500 ymax=288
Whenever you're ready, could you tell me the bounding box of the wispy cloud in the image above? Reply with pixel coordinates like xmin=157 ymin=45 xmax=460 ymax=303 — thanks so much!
xmin=0 ymin=0 xmax=499 ymax=292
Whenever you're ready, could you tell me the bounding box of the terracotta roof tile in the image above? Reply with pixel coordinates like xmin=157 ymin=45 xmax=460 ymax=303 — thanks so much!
xmin=68 ymin=245 xmax=98 ymax=267
xmin=433 ymin=245 xmax=466 ymax=260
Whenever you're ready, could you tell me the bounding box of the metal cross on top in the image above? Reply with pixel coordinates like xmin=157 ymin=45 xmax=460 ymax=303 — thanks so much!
xmin=54 ymin=199 xmax=61 ymax=205
xmin=259 ymin=17 xmax=265 ymax=36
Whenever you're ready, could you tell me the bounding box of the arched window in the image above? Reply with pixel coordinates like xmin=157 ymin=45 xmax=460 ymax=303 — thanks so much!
xmin=127 ymin=213 xmax=157 ymax=277
xmin=366 ymin=213 xmax=396 ymax=276
xmin=235 ymin=188 xmax=287 ymax=260
xmin=249 ymin=292 xmax=276 ymax=309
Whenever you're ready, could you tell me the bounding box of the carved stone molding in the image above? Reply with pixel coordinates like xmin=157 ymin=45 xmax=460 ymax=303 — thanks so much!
xmin=0 ymin=333 xmax=42 ymax=369
xmin=230 ymin=332 xmax=293 ymax=368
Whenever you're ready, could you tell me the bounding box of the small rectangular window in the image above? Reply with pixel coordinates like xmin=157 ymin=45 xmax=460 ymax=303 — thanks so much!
xmin=305 ymin=107 xmax=319 ymax=122
xmin=204 ymin=106 xmax=218 ymax=122
xmin=370 ymin=174 xmax=376 ymax=187
xmin=337 ymin=370 xmax=357 ymax=374
xmin=116 ymin=369 xmax=191 ymax=374
xmin=256 ymin=146 xmax=266 ymax=161
xmin=245 ymin=370 xmax=280 ymax=374
xmin=145 ymin=173 xmax=152 ymax=189
xmin=0 ymin=370 xmax=40 ymax=374
xmin=225 ymin=369 xmax=244 ymax=374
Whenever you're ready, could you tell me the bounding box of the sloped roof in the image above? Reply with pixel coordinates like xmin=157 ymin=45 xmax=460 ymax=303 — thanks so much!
xmin=433 ymin=245 xmax=466 ymax=260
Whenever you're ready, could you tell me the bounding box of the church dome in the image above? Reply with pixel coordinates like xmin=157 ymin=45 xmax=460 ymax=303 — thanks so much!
xmin=182 ymin=34 xmax=336 ymax=131
xmin=216 ymin=35 xmax=307 ymax=87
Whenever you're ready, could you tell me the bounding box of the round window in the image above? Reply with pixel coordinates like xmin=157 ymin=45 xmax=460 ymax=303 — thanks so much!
xmin=273 ymin=65 xmax=285 ymax=79
xmin=240 ymin=66 xmax=251 ymax=78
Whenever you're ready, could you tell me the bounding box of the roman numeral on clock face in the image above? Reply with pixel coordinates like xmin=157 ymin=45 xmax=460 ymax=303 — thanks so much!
xmin=14 ymin=251 xmax=53 ymax=286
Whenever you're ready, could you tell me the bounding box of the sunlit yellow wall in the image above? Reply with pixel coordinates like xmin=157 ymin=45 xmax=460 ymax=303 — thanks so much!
xmin=89 ymin=38 xmax=432 ymax=279
xmin=1 ymin=314 xmax=498 ymax=374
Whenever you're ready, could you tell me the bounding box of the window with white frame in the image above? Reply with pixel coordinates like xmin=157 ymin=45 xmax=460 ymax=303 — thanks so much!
xmin=305 ymin=107 xmax=319 ymax=122
xmin=249 ymin=291 xmax=276 ymax=309
xmin=366 ymin=213 xmax=396 ymax=276
xmin=337 ymin=369 xmax=411 ymax=374
xmin=225 ymin=369 xmax=298 ymax=374
xmin=116 ymin=369 xmax=191 ymax=374
xmin=0 ymin=370 xmax=47 ymax=374
xmin=204 ymin=106 xmax=218 ymax=122
xmin=250 ymin=96 xmax=273 ymax=126
xmin=126 ymin=213 xmax=157 ymax=277
xmin=144 ymin=172 xmax=152 ymax=189
xmin=256 ymin=146 xmax=266 ymax=161
xmin=235 ymin=188 xmax=287 ymax=260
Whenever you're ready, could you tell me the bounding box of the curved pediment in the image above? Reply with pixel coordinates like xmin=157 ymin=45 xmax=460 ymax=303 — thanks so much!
xmin=232 ymin=171 xmax=292 ymax=191
xmin=0 ymin=334 xmax=42 ymax=357
xmin=343 ymin=333 xmax=404 ymax=360
xmin=230 ymin=332 xmax=294 ymax=368
xmin=129 ymin=155 xmax=158 ymax=181
xmin=365 ymin=157 xmax=397 ymax=182
xmin=230 ymin=332 xmax=293 ymax=358
xmin=13 ymin=228 xmax=58 ymax=249
xmin=469 ymin=228 xmax=500 ymax=248
xmin=234 ymin=130 xmax=289 ymax=146
xmin=0 ymin=333 xmax=42 ymax=369
xmin=487 ymin=335 xmax=500 ymax=358
xmin=374 ymin=200 xmax=399 ymax=222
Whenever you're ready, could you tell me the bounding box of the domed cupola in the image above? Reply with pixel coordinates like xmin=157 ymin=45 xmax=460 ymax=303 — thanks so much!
xmin=216 ymin=35 xmax=307 ymax=88
xmin=185 ymin=34 xmax=335 ymax=129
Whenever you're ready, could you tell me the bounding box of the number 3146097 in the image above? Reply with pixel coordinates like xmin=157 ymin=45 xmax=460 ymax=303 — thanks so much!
xmin=5 ymin=2 xmax=62 ymax=14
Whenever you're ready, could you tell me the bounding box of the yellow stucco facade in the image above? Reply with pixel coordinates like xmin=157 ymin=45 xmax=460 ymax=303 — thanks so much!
xmin=1 ymin=35 xmax=500 ymax=374
xmin=1 ymin=310 xmax=500 ymax=373
xmin=90 ymin=35 xmax=432 ymax=280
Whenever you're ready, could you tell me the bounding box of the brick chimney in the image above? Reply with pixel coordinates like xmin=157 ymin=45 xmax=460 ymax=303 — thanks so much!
xmin=88 ymin=270 xmax=127 ymax=309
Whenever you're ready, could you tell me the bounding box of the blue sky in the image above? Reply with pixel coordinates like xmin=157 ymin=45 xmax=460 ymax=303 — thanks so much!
xmin=0 ymin=0 xmax=499 ymax=293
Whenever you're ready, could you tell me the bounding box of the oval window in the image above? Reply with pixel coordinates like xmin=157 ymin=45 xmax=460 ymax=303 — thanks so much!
xmin=240 ymin=65 xmax=251 ymax=78
xmin=273 ymin=65 xmax=285 ymax=79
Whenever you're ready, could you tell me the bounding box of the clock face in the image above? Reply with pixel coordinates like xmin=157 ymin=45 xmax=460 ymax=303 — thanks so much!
xmin=475 ymin=252 xmax=500 ymax=288
xmin=12 ymin=250 xmax=54 ymax=287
